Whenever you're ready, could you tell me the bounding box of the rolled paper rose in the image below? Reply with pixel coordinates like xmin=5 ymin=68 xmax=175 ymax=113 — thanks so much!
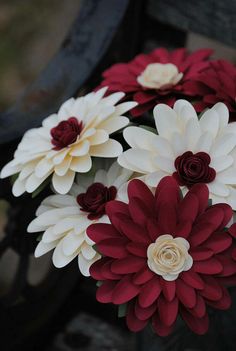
xmin=88 ymin=176 xmax=236 ymax=336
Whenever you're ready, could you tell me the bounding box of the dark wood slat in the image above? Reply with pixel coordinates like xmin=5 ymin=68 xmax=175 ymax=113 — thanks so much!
xmin=148 ymin=0 xmax=236 ymax=47
xmin=0 ymin=0 xmax=129 ymax=143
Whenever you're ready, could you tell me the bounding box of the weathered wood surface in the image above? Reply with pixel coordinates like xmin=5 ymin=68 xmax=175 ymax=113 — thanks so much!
xmin=0 ymin=0 xmax=129 ymax=144
xmin=148 ymin=0 xmax=236 ymax=47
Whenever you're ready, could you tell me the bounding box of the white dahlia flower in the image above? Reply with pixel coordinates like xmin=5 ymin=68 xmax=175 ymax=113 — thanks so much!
xmin=118 ymin=100 xmax=236 ymax=209
xmin=1 ymin=87 xmax=136 ymax=195
xmin=27 ymin=161 xmax=132 ymax=276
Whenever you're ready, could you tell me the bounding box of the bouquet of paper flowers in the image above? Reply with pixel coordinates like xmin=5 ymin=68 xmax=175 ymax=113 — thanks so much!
xmin=2 ymin=47 xmax=236 ymax=337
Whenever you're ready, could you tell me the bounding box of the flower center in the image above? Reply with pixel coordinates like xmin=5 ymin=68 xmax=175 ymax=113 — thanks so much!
xmin=77 ymin=182 xmax=117 ymax=220
xmin=50 ymin=117 xmax=83 ymax=150
xmin=173 ymin=151 xmax=216 ymax=188
xmin=147 ymin=234 xmax=193 ymax=281
xmin=137 ymin=63 xmax=183 ymax=90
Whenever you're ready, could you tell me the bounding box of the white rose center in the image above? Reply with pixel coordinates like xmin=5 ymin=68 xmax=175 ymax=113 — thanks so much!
xmin=147 ymin=234 xmax=193 ymax=281
xmin=137 ymin=63 xmax=183 ymax=90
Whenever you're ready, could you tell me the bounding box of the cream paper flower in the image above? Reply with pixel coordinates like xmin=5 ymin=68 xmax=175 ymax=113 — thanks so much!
xmin=1 ymin=87 xmax=136 ymax=196
xmin=27 ymin=161 xmax=132 ymax=276
xmin=137 ymin=63 xmax=183 ymax=90
xmin=118 ymin=100 xmax=236 ymax=209
xmin=147 ymin=234 xmax=193 ymax=281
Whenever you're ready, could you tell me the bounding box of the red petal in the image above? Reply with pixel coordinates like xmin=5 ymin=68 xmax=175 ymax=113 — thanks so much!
xmin=181 ymin=308 xmax=209 ymax=335
xmin=129 ymin=196 xmax=152 ymax=226
xmin=139 ymin=276 xmax=162 ymax=307
xmin=106 ymin=200 xmax=129 ymax=221
xmin=111 ymin=256 xmax=146 ymax=274
xmin=120 ymin=219 xmax=150 ymax=243
xmin=135 ymin=300 xmax=156 ymax=320
xmin=151 ymin=48 xmax=170 ymax=63
xmin=146 ymin=219 xmax=163 ymax=241
xmin=174 ymin=220 xmax=192 ymax=239
xmin=228 ymin=223 xmax=236 ymax=238
xmin=155 ymin=177 xmax=180 ymax=207
xmin=216 ymin=254 xmax=236 ymax=276
xmin=160 ymin=279 xmax=176 ymax=302
xmin=193 ymin=258 xmax=223 ymax=275
xmin=180 ymin=271 xmax=205 ymax=290
xmin=190 ymin=247 xmax=214 ymax=261
xmin=176 ymin=279 xmax=197 ymax=308
xmin=157 ymin=202 xmax=177 ymax=233
xmin=177 ymin=192 xmax=199 ymax=224
xmin=158 ymin=295 xmax=179 ymax=326
xmin=200 ymin=276 xmax=223 ymax=301
xmin=126 ymin=242 xmax=147 ymax=257
xmin=152 ymin=313 xmax=173 ymax=336
xmin=90 ymin=258 xmax=111 ymax=280
xmin=211 ymin=203 xmax=233 ymax=227
xmin=207 ymin=286 xmax=231 ymax=310
xmin=97 ymin=281 xmax=117 ymax=303
xmin=97 ymin=238 xmax=128 ymax=258
xmin=87 ymin=223 xmax=120 ymax=243
xmin=128 ymin=179 xmax=155 ymax=205
xmin=126 ymin=303 xmax=148 ymax=332
xmin=189 ymin=183 xmax=209 ymax=214
xmin=195 ymin=207 xmax=224 ymax=231
xmin=100 ymin=261 xmax=123 ymax=280
xmin=188 ymin=295 xmax=206 ymax=318
xmin=204 ymin=232 xmax=232 ymax=254
xmin=112 ymin=275 xmax=140 ymax=304
xmin=132 ymin=267 xmax=154 ymax=285
xmin=190 ymin=222 xmax=215 ymax=247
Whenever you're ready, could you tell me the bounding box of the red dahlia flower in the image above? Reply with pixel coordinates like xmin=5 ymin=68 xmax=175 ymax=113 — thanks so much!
xmin=190 ymin=60 xmax=236 ymax=120
xmin=98 ymin=48 xmax=213 ymax=117
xmin=87 ymin=176 xmax=236 ymax=336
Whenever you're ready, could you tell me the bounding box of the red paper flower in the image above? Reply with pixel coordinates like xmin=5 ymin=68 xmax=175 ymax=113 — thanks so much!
xmin=98 ymin=48 xmax=213 ymax=117
xmin=87 ymin=176 xmax=236 ymax=336
xmin=190 ymin=60 xmax=236 ymax=120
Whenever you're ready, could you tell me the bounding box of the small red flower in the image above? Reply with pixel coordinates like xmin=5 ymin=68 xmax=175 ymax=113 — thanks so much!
xmin=87 ymin=177 xmax=236 ymax=336
xmin=188 ymin=60 xmax=236 ymax=120
xmin=98 ymin=48 xmax=213 ymax=117
xmin=77 ymin=182 xmax=117 ymax=220
xmin=51 ymin=117 xmax=83 ymax=150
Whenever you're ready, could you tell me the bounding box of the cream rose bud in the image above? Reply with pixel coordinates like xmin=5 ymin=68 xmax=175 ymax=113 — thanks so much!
xmin=147 ymin=234 xmax=193 ymax=281
xmin=137 ymin=63 xmax=183 ymax=90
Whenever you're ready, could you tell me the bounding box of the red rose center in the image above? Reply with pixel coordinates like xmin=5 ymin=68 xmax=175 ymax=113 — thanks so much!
xmin=173 ymin=151 xmax=216 ymax=188
xmin=77 ymin=182 xmax=117 ymax=220
xmin=50 ymin=117 xmax=83 ymax=150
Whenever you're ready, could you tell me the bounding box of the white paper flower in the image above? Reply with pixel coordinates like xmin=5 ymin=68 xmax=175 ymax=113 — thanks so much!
xmin=1 ymin=87 xmax=136 ymax=196
xmin=27 ymin=161 xmax=132 ymax=276
xmin=118 ymin=100 xmax=236 ymax=209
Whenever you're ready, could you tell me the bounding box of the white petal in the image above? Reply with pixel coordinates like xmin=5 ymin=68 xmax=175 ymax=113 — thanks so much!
xmin=41 ymin=194 xmax=77 ymax=208
xmin=62 ymin=232 xmax=85 ymax=256
xmin=81 ymin=243 xmax=96 ymax=260
xmin=211 ymin=102 xmax=229 ymax=129
xmin=102 ymin=92 xmax=124 ymax=105
xmin=151 ymin=136 xmax=174 ymax=158
xmin=90 ymin=139 xmax=122 ymax=157
xmin=69 ymin=140 xmax=90 ymax=156
xmin=42 ymin=113 xmax=58 ymax=128
xmin=211 ymin=133 xmax=236 ymax=157
xmin=19 ymin=161 xmax=37 ymax=180
xmin=118 ymin=149 xmax=155 ymax=173
xmin=1 ymin=160 xmax=22 ymax=178
xmin=123 ymin=127 xmax=156 ymax=149
xmin=210 ymin=155 xmax=233 ymax=172
xmin=89 ymin=129 xmax=109 ymax=145
xmin=185 ymin=118 xmax=201 ymax=151
xmin=35 ymin=240 xmax=58 ymax=257
xmin=43 ymin=227 xmax=63 ymax=243
xmin=53 ymin=217 xmax=79 ymax=235
xmin=70 ymin=155 xmax=92 ymax=173
xmin=171 ymin=132 xmax=187 ymax=157
xmin=145 ymin=170 xmax=168 ymax=187
xmin=57 ymin=98 xmax=75 ymax=120
xmin=52 ymin=240 xmax=77 ymax=268
xmin=35 ymin=158 xmax=53 ymax=178
xmin=25 ymin=173 xmax=49 ymax=193
xmin=154 ymin=104 xmax=180 ymax=139
xmin=98 ymin=116 xmax=129 ymax=134
xmin=113 ymin=101 xmax=137 ymax=116
xmin=12 ymin=177 xmax=26 ymax=197
xmin=52 ymin=149 xmax=69 ymax=165
xmin=217 ymin=167 xmax=236 ymax=185
xmin=52 ymin=170 xmax=75 ymax=194
xmin=54 ymin=156 xmax=72 ymax=176
xmin=195 ymin=132 xmax=213 ymax=153
xmin=208 ymin=180 xmax=230 ymax=196
xmin=94 ymin=169 xmax=108 ymax=184
xmin=200 ymin=109 xmax=219 ymax=138
xmin=78 ymin=254 xmax=100 ymax=277
xmin=153 ymin=156 xmax=174 ymax=173
xmin=174 ymin=100 xmax=198 ymax=123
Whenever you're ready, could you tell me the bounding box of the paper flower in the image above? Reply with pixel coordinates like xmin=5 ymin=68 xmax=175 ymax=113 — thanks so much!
xmin=0 ymin=88 xmax=136 ymax=195
xmin=27 ymin=161 xmax=132 ymax=276
xmin=118 ymin=100 xmax=236 ymax=209
xmin=88 ymin=177 xmax=236 ymax=336
xmin=98 ymin=48 xmax=212 ymax=117
xmin=188 ymin=60 xmax=236 ymax=120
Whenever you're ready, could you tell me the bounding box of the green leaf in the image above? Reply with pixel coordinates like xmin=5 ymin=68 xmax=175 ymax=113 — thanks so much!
xmin=96 ymin=281 xmax=103 ymax=287
xmin=36 ymin=234 xmax=43 ymax=242
xmin=208 ymin=199 xmax=212 ymax=207
xmin=118 ymin=303 xmax=127 ymax=318
xmin=139 ymin=125 xmax=157 ymax=134
xmin=10 ymin=173 xmax=19 ymax=186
